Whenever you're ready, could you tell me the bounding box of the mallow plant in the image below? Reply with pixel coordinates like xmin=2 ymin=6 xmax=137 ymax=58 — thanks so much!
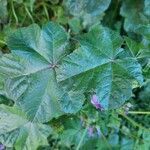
xmin=0 ymin=21 xmax=143 ymax=149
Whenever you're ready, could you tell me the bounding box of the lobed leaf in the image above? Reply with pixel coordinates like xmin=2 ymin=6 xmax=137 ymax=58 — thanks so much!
xmin=0 ymin=105 xmax=52 ymax=150
xmin=0 ymin=22 xmax=85 ymax=122
xmin=57 ymin=25 xmax=143 ymax=109
xmin=63 ymin=0 xmax=111 ymax=27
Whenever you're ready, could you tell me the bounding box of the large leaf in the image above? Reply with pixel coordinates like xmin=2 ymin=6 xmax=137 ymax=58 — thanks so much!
xmin=0 ymin=22 xmax=84 ymax=120
xmin=57 ymin=25 xmax=143 ymax=109
xmin=63 ymin=0 xmax=111 ymax=27
xmin=0 ymin=105 xmax=52 ymax=150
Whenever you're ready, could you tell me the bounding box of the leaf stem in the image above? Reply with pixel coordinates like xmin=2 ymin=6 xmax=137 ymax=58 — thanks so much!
xmin=24 ymin=5 xmax=34 ymax=23
xmin=128 ymin=111 xmax=150 ymax=115
xmin=76 ymin=127 xmax=88 ymax=150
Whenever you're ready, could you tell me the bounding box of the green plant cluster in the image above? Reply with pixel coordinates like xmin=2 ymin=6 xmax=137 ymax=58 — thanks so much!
xmin=0 ymin=0 xmax=149 ymax=150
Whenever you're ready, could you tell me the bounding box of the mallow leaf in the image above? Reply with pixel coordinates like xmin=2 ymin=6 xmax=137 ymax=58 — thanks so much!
xmin=0 ymin=22 xmax=84 ymax=120
xmin=0 ymin=104 xmax=52 ymax=150
xmin=120 ymin=0 xmax=150 ymax=33
xmin=63 ymin=0 xmax=111 ymax=27
xmin=57 ymin=25 xmax=143 ymax=109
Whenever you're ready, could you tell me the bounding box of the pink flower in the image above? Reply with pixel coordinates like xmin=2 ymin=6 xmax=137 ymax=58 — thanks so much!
xmin=88 ymin=127 xmax=94 ymax=137
xmin=91 ymin=94 xmax=104 ymax=110
xmin=0 ymin=144 xmax=4 ymax=150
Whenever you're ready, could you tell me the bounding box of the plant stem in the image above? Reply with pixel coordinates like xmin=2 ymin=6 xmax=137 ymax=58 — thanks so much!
xmin=24 ymin=5 xmax=34 ymax=23
xmin=128 ymin=111 xmax=150 ymax=115
xmin=76 ymin=127 xmax=88 ymax=150
xmin=11 ymin=0 xmax=18 ymax=25
xmin=43 ymin=3 xmax=49 ymax=20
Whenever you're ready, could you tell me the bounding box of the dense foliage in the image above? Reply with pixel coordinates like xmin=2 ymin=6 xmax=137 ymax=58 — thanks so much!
xmin=0 ymin=0 xmax=149 ymax=150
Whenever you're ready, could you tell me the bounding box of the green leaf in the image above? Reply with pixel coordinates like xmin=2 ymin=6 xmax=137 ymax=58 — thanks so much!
xmin=0 ymin=105 xmax=52 ymax=150
xmin=125 ymin=37 xmax=143 ymax=57
xmin=135 ymin=25 xmax=150 ymax=41
xmin=138 ymin=80 xmax=150 ymax=101
xmin=120 ymin=0 xmax=150 ymax=33
xmin=142 ymin=130 xmax=150 ymax=149
xmin=125 ymin=37 xmax=150 ymax=58
xmin=60 ymin=117 xmax=88 ymax=148
xmin=64 ymin=0 xmax=111 ymax=17
xmin=63 ymin=0 xmax=111 ymax=27
xmin=57 ymin=25 xmax=143 ymax=109
xmin=68 ymin=17 xmax=82 ymax=34
xmin=143 ymin=62 xmax=150 ymax=79
xmin=51 ymin=5 xmax=69 ymax=25
xmin=0 ymin=22 xmax=84 ymax=120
